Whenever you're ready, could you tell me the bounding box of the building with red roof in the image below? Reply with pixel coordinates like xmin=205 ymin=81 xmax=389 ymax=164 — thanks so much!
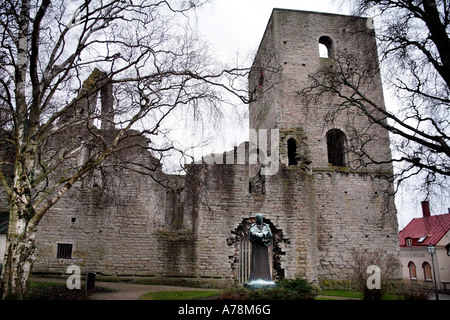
xmin=399 ymin=201 xmax=450 ymax=291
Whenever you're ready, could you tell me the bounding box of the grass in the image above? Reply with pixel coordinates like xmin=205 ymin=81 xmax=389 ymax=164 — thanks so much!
xmin=318 ymin=290 xmax=363 ymax=299
xmin=140 ymin=290 xmax=220 ymax=300
xmin=318 ymin=290 xmax=405 ymax=300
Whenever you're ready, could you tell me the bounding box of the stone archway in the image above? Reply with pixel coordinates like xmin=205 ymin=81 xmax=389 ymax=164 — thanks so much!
xmin=228 ymin=216 xmax=287 ymax=284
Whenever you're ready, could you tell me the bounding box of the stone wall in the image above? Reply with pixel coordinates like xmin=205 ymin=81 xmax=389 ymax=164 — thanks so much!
xmin=183 ymin=158 xmax=318 ymax=284
xmin=314 ymin=171 xmax=400 ymax=280
xmin=33 ymin=150 xmax=177 ymax=277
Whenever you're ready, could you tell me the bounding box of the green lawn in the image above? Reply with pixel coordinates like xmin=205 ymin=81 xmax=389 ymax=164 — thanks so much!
xmin=317 ymin=290 xmax=405 ymax=300
xmin=140 ymin=290 xmax=220 ymax=300
xmin=318 ymin=290 xmax=363 ymax=299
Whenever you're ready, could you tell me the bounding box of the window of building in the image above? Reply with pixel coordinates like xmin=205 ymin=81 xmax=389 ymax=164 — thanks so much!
xmin=319 ymin=36 xmax=333 ymax=58
xmin=423 ymin=262 xmax=432 ymax=281
xmin=287 ymin=138 xmax=298 ymax=166
xmin=56 ymin=243 xmax=73 ymax=259
xmin=408 ymin=262 xmax=417 ymax=280
xmin=165 ymin=189 xmax=183 ymax=228
xmin=417 ymin=236 xmax=427 ymax=243
xmin=326 ymin=129 xmax=346 ymax=167
xmin=406 ymin=238 xmax=413 ymax=246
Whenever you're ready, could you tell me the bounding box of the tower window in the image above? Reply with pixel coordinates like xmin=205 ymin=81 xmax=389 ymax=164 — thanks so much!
xmin=287 ymin=138 xmax=298 ymax=166
xmin=319 ymin=36 xmax=333 ymax=58
xmin=326 ymin=129 xmax=346 ymax=167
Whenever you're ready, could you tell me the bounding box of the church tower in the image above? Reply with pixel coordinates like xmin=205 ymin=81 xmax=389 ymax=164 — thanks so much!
xmin=249 ymin=9 xmax=400 ymax=282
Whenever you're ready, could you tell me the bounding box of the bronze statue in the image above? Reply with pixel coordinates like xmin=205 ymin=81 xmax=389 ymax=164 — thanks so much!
xmin=245 ymin=213 xmax=276 ymax=289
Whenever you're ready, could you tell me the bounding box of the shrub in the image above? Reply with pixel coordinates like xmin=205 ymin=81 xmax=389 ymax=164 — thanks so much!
xmin=349 ymin=249 xmax=400 ymax=300
xmin=27 ymin=281 xmax=114 ymax=300
xmin=220 ymin=287 xmax=247 ymax=300
xmin=401 ymin=281 xmax=432 ymax=300
xmin=220 ymin=278 xmax=319 ymax=300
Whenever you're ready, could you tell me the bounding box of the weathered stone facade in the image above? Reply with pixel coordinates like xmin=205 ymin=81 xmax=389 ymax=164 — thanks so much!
xmin=27 ymin=9 xmax=401 ymax=287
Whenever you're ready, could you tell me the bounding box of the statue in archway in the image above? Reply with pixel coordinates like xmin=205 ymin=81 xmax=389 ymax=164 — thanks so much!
xmin=245 ymin=213 xmax=276 ymax=289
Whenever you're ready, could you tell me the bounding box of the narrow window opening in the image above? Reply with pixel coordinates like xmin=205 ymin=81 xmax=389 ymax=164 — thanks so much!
xmin=319 ymin=43 xmax=329 ymax=58
xmin=319 ymin=36 xmax=333 ymax=58
xmin=287 ymin=138 xmax=298 ymax=166
xmin=326 ymin=129 xmax=346 ymax=167
xmin=257 ymin=69 xmax=265 ymax=91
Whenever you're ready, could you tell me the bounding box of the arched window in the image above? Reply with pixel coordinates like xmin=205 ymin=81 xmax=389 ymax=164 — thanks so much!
xmin=326 ymin=129 xmax=346 ymax=167
xmin=319 ymin=36 xmax=333 ymax=58
xmin=408 ymin=262 xmax=417 ymax=280
xmin=287 ymin=138 xmax=298 ymax=166
xmin=423 ymin=262 xmax=432 ymax=281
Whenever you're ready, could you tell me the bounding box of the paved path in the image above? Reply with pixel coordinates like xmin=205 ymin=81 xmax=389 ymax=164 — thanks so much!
xmin=89 ymin=281 xmax=220 ymax=300
xmin=32 ymin=277 xmax=220 ymax=300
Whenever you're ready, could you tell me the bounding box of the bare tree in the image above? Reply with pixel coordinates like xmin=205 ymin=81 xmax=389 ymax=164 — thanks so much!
xmin=304 ymin=0 xmax=450 ymax=202
xmin=349 ymin=249 xmax=400 ymax=299
xmin=0 ymin=0 xmax=253 ymax=299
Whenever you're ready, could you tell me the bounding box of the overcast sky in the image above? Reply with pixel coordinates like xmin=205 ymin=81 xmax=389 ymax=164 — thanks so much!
xmin=180 ymin=0 xmax=448 ymax=229
xmin=195 ymin=0 xmax=347 ymax=62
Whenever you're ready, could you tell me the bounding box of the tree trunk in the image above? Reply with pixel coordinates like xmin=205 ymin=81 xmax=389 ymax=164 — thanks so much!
xmin=0 ymin=220 xmax=37 ymax=300
xmin=0 ymin=191 xmax=38 ymax=300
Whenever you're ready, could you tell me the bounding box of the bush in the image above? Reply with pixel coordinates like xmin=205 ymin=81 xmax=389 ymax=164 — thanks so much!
xmin=361 ymin=286 xmax=383 ymax=300
xmin=220 ymin=278 xmax=319 ymax=300
xmin=277 ymin=277 xmax=317 ymax=293
xmin=28 ymin=281 xmax=114 ymax=300
xmin=401 ymin=281 xmax=432 ymax=300
xmin=220 ymin=287 xmax=247 ymax=300
xmin=349 ymin=249 xmax=400 ymax=300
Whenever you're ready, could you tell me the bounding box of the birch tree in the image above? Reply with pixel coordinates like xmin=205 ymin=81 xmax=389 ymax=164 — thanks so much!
xmin=0 ymin=0 xmax=251 ymax=299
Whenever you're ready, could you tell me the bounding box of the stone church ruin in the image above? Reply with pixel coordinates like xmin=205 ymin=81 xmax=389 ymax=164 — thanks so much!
xmin=1 ymin=9 xmax=401 ymax=288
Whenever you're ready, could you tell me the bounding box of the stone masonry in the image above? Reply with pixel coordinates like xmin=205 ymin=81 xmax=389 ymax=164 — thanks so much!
xmin=2 ymin=9 xmax=401 ymax=288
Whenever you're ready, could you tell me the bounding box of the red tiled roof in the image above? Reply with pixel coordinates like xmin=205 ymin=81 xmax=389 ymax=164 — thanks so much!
xmin=399 ymin=213 xmax=450 ymax=247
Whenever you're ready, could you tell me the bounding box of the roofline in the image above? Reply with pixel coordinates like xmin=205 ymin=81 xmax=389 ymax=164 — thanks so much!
xmin=399 ymin=212 xmax=450 ymax=230
xmin=271 ymin=8 xmax=365 ymax=19
xmin=400 ymin=244 xmax=446 ymax=249
xmin=251 ymin=8 xmax=368 ymax=69
xmin=399 ymin=213 xmax=450 ymax=247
